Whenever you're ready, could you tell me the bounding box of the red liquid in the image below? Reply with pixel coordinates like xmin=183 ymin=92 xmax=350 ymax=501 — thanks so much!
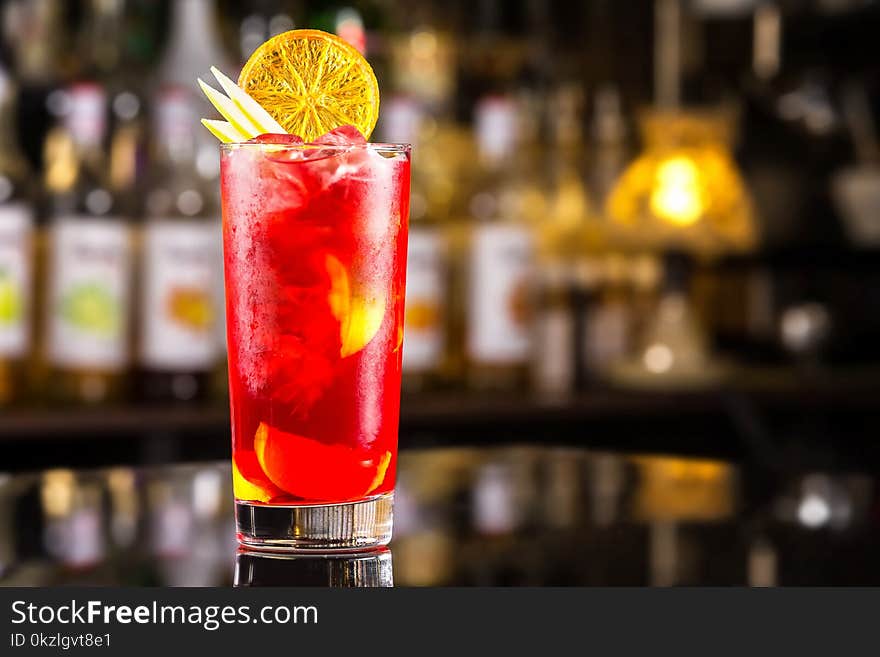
xmin=221 ymin=139 xmax=410 ymax=505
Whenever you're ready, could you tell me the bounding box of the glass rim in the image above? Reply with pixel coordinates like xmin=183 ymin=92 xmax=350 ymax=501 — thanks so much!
xmin=220 ymin=141 xmax=411 ymax=154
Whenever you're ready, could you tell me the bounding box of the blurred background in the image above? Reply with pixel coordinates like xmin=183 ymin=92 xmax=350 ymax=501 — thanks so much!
xmin=1 ymin=0 xmax=880 ymax=586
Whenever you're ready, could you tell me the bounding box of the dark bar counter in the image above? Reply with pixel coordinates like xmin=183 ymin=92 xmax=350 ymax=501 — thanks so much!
xmin=1 ymin=444 xmax=878 ymax=586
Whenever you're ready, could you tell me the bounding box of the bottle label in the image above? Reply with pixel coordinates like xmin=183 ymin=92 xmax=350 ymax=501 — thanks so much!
xmin=467 ymin=225 xmax=534 ymax=363
xmin=403 ymin=227 xmax=446 ymax=372
xmin=48 ymin=218 xmax=132 ymax=369
xmin=141 ymin=219 xmax=220 ymax=370
xmin=0 ymin=204 xmax=33 ymax=357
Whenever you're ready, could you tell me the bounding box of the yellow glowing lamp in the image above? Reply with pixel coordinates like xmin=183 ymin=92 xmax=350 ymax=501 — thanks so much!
xmin=606 ymin=109 xmax=757 ymax=258
xmin=650 ymin=156 xmax=705 ymax=226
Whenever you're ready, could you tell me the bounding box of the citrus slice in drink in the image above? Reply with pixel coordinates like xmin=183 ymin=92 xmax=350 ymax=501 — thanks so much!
xmin=237 ymin=29 xmax=380 ymax=142
xmin=232 ymin=450 xmax=282 ymax=503
xmin=254 ymin=422 xmax=390 ymax=501
xmin=325 ymin=254 xmax=386 ymax=357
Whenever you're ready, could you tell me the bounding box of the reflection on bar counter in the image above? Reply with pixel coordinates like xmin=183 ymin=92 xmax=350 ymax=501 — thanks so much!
xmin=1 ymin=449 xmax=879 ymax=586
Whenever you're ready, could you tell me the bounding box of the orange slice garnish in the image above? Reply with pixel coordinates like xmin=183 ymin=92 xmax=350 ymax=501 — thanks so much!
xmin=254 ymin=422 xmax=391 ymax=501
xmin=238 ymin=29 xmax=380 ymax=142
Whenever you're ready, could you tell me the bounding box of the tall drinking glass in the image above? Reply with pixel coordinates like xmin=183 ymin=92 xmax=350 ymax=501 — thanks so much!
xmin=220 ymin=139 xmax=411 ymax=550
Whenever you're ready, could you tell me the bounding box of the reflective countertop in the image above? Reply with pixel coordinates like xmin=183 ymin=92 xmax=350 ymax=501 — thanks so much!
xmin=1 ymin=446 xmax=879 ymax=586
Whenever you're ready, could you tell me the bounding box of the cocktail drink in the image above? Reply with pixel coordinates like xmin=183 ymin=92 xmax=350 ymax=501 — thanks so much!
xmin=200 ymin=30 xmax=410 ymax=549
xmin=222 ymin=135 xmax=409 ymax=548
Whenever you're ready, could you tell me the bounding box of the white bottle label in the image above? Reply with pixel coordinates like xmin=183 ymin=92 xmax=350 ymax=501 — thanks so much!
xmin=141 ymin=219 xmax=220 ymax=370
xmin=48 ymin=218 xmax=132 ymax=369
xmin=0 ymin=203 xmax=33 ymax=357
xmin=467 ymin=225 xmax=534 ymax=363
xmin=402 ymin=227 xmax=446 ymax=372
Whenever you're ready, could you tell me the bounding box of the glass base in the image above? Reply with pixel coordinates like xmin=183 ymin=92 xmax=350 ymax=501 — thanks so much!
xmin=234 ymin=547 xmax=393 ymax=587
xmin=235 ymin=493 xmax=393 ymax=552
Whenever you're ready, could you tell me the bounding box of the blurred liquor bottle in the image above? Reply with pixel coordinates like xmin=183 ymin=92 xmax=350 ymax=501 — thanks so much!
xmin=138 ymin=89 xmax=220 ymax=404
xmin=738 ymin=2 xmax=841 ymax=249
xmin=305 ymin=0 xmax=392 ymax=56
xmin=40 ymin=470 xmax=116 ymax=585
xmin=105 ymin=468 xmax=138 ymax=555
xmin=390 ymin=469 xmax=455 ymax=586
xmin=532 ymin=85 xmax=594 ymax=397
xmin=0 ymin=56 xmax=36 ymax=406
xmin=383 ymin=7 xmax=461 ymax=390
xmin=159 ymin=0 xmax=231 ymax=89
xmin=466 ymin=460 xmax=519 ymax=585
xmin=570 ymin=258 xmax=602 ymax=391
xmin=77 ymin=0 xmax=157 ymax=173
xmin=582 ymin=254 xmax=634 ymax=382
xmin=531 ymin=262 xmax=575 ymax=397
xmin=1 ymin=0 xmax=66 ymax=172
xmin=0 ymin=475 xmax=19 ymax=578
xmin=387 ymin=19 xmax=457 ymax=119
xmin=104 ymin=467 xmax=161 ymax=585
xmin=464 ymin=451 xmax=543 ymax=585
xmin=380 ymin=97 xmax=450 ymax=393
xmin=157 ymin=0 xmax=232 ymax=190
xmin=146 ymin=474 xmax=193 ymax=576
xmin=74 ymin=0 xmax=126 ymax=82
xmin=157 ymin=0 xmax=231 ymax=404
xmin=77 ymin=0 xmax=151 ymax=221
xmin=107 ymin=91 xmax=146 ymax=226
xmin=147 ymin=466 xmax=232 ymax=586
xmin=464 ymin=96 xmax=537 ymax=391
xmin=43 ymin=84 xmax=133 ymax=404
xmin=542 ymin=84 xmax=596 ymax=262
xmin=588 ymin=84 xmax=629 ymax=212
xmin=236 ymin=0 xmax=296 ymax=64
xmin=538 ymin=451 xmax=587 ymax=585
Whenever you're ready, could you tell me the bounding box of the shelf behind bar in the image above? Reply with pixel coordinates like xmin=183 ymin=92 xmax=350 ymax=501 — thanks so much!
xmin=0 ymin=369 xmax=878 ymax=473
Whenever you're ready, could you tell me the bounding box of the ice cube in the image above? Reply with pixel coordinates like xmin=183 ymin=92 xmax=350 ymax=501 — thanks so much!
xmin=233 ymin=274 xmax=341 ymax=411
xmin=253 ymin=133 xmax=304 ymax=144
xmin=312 ymin=125 xmax=366 ymax=145
xmin=257 ymin=156 xmax=309 ymax=213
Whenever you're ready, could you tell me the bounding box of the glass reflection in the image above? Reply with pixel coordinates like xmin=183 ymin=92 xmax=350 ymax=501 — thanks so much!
xmin=234 ymin=548 xmax=393 ymax=587
xmin=2 ymin=448 xmax=880 ymax=587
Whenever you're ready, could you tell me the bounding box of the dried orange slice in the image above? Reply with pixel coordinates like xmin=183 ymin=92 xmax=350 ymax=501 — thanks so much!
xmin=238 ymin=29 xmax=380 ymax=142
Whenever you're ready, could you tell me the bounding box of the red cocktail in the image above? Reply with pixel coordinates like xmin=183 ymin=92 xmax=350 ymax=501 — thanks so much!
xmin=221 ymin=130 xmax=410 ymax=549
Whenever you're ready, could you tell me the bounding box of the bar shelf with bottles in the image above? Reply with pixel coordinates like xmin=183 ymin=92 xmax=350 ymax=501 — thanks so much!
xmin=1 ymin=1 xmax=879 ymax=473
